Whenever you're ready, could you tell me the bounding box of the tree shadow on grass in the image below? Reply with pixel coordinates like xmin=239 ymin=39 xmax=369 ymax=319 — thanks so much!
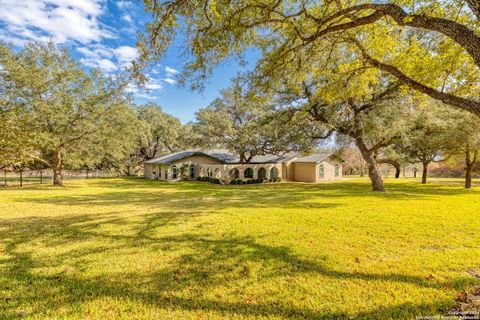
xmin=2 ymin=178 xmax=479 ymax=318
xmin=0 ymin=212 xmax=476 ymax=319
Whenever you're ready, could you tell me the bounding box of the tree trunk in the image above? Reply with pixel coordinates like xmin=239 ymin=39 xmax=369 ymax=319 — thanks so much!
xmin=356 ymin=139 xmax=385 ymax=192
xmin=465 ymin=146 xmax=478 ymax=189
xmin=465 ymin=164 xmax=473 ymax=189
xmin=376 ymin=159 xmax=401 ymax=178
xmin=413 ymin=168 xmax=417 ymax=178
xmin=421 ymin=161 xmax=429 ymax=184
xmin=53 ymin=150 xmax=63 ymax=186
xmin=394 ymin=165 xmax=400 ymax=178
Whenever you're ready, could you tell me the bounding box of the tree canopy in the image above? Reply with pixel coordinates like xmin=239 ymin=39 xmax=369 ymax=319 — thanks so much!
xmin=137 ymin=0 xmax=480 ymax=117
xmin=0 ymin=42 xmax=137 ymax=185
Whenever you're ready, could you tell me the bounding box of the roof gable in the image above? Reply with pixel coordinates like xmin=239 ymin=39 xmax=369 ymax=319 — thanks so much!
xmin=292 ymin=152 xmax=345 ymax=164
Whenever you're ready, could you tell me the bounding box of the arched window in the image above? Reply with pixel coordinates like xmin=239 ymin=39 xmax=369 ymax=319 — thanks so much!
xmin=189 ymin=164 xmax=195 ymax=179
xmin=164 ymin=167 xmax=168 ymax=179
xmin=258 ymin=168 xmax=266 ymax=179
xmin=207 ymin=168 xmax=213 ymax=178
xmin=172 ymin=165 xmax=178 ymax=179
xmin=319 ymin=164 xmax=324 ymax=178
xmin=229 ymin=168 xmax=239 ymax=179
xmin=269 ymin=167 xmax=278 ymax=178
xmin=244 ymin=167 xmax=253 ymax=178
xmin=214 ymin=168 xmax=221 ymax=179
xmin=335 ymin=164 xmax=340 ymax=177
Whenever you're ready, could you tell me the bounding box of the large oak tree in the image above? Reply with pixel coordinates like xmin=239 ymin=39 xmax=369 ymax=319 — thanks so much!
xmin=0 ymin=42 xmax=137 ymax=185
xmin=136 ymin=0 xmax=480 ymax=117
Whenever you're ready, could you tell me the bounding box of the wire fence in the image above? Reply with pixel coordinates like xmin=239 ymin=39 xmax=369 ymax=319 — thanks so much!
xmin=1 ymin=169 xmax=118 ymax=187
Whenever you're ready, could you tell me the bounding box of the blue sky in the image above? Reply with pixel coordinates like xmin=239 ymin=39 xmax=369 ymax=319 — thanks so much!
xmin=0 ymin=0 xmax=256 ymax=123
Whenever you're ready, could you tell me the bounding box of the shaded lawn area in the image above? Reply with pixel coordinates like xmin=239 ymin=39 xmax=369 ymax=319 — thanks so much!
xmin=0 ymin=178 xmax=479 ymax=319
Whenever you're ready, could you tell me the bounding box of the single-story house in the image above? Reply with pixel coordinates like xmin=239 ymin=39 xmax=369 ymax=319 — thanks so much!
xmin=144 ymin=149 xmax=344 ymax=183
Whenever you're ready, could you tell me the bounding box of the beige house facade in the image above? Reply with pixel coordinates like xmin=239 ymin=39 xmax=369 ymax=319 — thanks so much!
xmin=144 ymin=150 xmax=344 ymax=183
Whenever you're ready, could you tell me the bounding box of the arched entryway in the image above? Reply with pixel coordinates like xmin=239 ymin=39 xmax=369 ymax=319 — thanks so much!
xmin=258 ymin=167 xmax=266 ymax=179
xmin=244 ymin=167 xmax=253 ymax=178
xmin=229 ymin=168 xmax=239 ymax=179
xmin=269 ymin=167 xmax=279 ymax=178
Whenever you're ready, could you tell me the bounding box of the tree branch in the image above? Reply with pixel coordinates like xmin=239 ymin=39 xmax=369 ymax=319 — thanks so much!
xmin=351 ymin=40 xmax=480 ymax=116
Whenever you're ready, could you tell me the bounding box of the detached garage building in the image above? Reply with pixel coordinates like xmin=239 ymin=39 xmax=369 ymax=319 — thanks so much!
xmin=291 ymin=153 xmax=343 ymax=182
xmin=144 ymin=149 xmax=344 ymax=183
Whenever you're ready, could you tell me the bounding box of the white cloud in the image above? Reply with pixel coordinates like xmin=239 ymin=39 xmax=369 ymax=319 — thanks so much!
xmin=125 ymin=77 xmax=163 ymax=100
xmin=163 ymin=78 xmax=177 ymax=85
xmin=113 ymin=45 xmax=138 ymax=66
xmin=144 ymin=78 xmax=163 ymax=90
xmin=0 ymin=0 xmax=112 ymax=45
xmin=116 ymin=1 xmax=133 ymax=9
xmin=165 ymin=66 xmax=179 ymax=75
xmin=96 ymin=58 xmax=118 ymax=72
xmin=79 ymin=56 xmax=117 ymax=72
xmin=76 ymin=44 xmax=138 ymax=71
xmin=122 ymin=14 xmax=132 ymax=23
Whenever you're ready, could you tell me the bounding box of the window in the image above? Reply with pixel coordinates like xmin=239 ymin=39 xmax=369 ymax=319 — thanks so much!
xmin=258 ymin=168 xmax=266 ymax=179
xmin=244 ymin=167 xmax=253 ymax=178
xmin=189 ymin=164 xmax=195 ymax=179
xmin=172 ymin=165 xmax=178 ymax=179
xmin=319 ymin=164 xmax=324 ymax=178
xmin=164 ymin=167 xmax=168 ymax=179
xmin=335 ymin=164 xmax=340 ymax=177
xmin=269 ymin=167 xmax=278 ymax=178
xmin=229 ymin=168 xmax=239 ymax=179
xmin=152 ymin=168 xmax=156 ymax=178
xmin=207 ymin=168 xmax=213 ymax=178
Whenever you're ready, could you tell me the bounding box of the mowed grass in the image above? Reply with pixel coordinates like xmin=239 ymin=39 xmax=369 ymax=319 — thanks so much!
xmin=1 ymin=178 xmax=479 ymax=319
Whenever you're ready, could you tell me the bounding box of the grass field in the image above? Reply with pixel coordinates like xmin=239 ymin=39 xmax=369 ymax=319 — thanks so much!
xmin=1 ymin=178 xmax=479 ymax=319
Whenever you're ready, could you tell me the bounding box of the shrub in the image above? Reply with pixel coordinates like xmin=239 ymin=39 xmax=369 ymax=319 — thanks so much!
xmin=268 ymin=178 xmax=274 ymax=183
xmin=201 ymin=176 xmax=211 ymax=182
xmin=242 ymin=180 xmax=247 ymax=185
xmin=211 ymin=178 xmax=220 ymax=184
xmin=230 ymin=180 xmax=237 ymax=185
xmin=196 ymin=176 xmax=202 ymax=181
xmin=274 ymin=177 xmax=281 ymax=182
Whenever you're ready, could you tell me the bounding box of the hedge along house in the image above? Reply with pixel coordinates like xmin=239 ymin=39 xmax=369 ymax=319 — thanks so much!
xmin=144 ymin=150 xmax=344 ymax=183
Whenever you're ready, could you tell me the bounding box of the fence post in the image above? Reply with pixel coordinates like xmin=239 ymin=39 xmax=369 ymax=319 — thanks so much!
xmin=40 ymin=170 xmax=43 ymax=184
xmin=19 ymin=170 xmax=23 ymax=187
xmin=4 ymin=169 xmax=6 ymax=186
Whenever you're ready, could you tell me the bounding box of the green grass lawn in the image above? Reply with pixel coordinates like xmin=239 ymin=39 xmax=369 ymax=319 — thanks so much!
xmin=1 ymin=178 xmax=479 ymax=319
